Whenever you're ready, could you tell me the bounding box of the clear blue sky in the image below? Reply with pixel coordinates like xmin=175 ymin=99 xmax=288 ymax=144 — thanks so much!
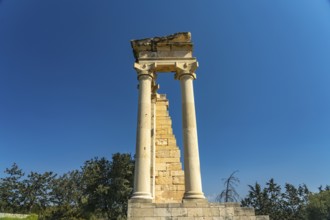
xmin=1 ymin=0 xmax=330 ymax=200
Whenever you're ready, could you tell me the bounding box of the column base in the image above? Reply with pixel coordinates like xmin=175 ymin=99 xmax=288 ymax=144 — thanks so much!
xmin=130 ymin=192 xmax=152 ymax=200
xmin=183 ymin=191 xmax=205 ymax=200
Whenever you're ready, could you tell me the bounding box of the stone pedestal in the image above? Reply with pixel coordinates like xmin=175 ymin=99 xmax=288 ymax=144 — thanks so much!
xmin=127 ymin=200 xmax=269 ymax=220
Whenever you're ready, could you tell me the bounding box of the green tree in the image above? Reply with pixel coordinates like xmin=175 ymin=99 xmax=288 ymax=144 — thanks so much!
xmin=0 ymin=163 xmax=25 ymax=213
xmin=108 ymin=153 xmax=134 ymax=219
xmin=216 ymin=170 xmax=240 ymax=202
xmin=0 ymin=153 xmax=135 ymax=219
xmin=306 ymin=189 xmax=330 ymax=220
xmin=281 ymin=183 xmax=309 ymax=220
xmin=80 ymin=157 xmax=112 ymax=219
xmin=241 ymin=179 xmax=310 ymax=220
xmin=45 ymin=170 xmax=83 ymax=219
xmin=80 ymin=153 xmax=134 ymax=219
xmin=21 ymin=171 xmax=56 ymax=214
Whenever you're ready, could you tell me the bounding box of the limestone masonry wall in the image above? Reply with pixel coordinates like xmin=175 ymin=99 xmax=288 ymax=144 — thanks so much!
xmin=154 ymin=94 xmax=185 ymax=203
xmin=127 ymin=200 xmax=269 ymax=220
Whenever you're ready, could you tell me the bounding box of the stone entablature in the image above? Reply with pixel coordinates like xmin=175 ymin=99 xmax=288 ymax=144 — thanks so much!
xmin=132 ymin=32 xmax=197 ymax=75
xmin=131 ymin=32 xmax=193 ymax=60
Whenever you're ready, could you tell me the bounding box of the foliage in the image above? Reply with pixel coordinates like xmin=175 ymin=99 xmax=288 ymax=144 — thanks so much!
xmin=305 ymin=189 xmax=330 ymax=220
xmin=0 ymin=153 xmax=134 ymax=220
xmin=44 ymin=170 xmax=83 ymax=219
xmin=21 ymin=171 xmax=56 ymax=215
xmin=0 ymin=163 xmax=25 ymax=213
xmin=216 ymin=170 xmax=240 ymax=202
xmin=108 ymin=153 xmax=134 ymax=219
xmin=241 ymin=178 xmax=310 ymax=220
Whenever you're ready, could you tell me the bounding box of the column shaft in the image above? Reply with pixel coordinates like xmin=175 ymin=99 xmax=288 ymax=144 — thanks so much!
xmin=180 ymin=74 xmax=205 ymax=199
xmin=131 ymin=74 xmax=152 ymax=200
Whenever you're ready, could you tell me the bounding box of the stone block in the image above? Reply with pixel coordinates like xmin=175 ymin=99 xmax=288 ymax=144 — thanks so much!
xmin=168 ymin=203 xmax=182 ymax=208
xmin=156 ymin=115 xmax=170 ymax=120
xmin=187 ymin=208 xmax=204 ymax=217
xmin=157 ymin=170 xmax=171 ymax=177
xmin=157 ymin=134 xmax=175 ymax=138
xmin=177 ymin=185 xmax=185 ymax=190
xmin=155 ymin=163 xmax=167 ymax=171
xmin=156 ymin=110 xmax=169 ymax=116
xmin=220 ymin=207 xmax=234 ymax=217
xmin=173 ymin=176 xmax=185 ymax=185
xmin=154 ymin=208 xmax=171 ymax=216
xmin=155 ymin=185 xmax=162 ymax=191
xmin=234 ymin=207 xmax=255 ymax=216
xmin=156 ymin=150 xmax=171 ymax=158
xmin=156 ymin=149 xmax=180 ymax=158
xmin=161 ymin=191 xmax=184 ymax=201
xmin=140 ymin=202 xmax=158 ymax=208
xmin=156 ymin=145 xmax=178 ymax=150
xmin=170 ymin=149 xmax=181 ymax=157
xmin=156 ymin=157 xmax=180 ymax=163
xmin=155 ymin=203 xmax=170 ymax=208
xmin=156 ymin=128 xmax=169 ymax=134
xmin=161 ymin=185 xmax=176 ymax=191
xmin=131 ymin=208 xmax=154 ymax=217
xmin=168 ymin=139 xmax=177 ymax=145
xmin=167 ymin=162 xmax=182 ymax=170
xmin=171 ymin=170 xmax=184 ymax=176
xmin=156 ymin=119 xmax=172 ymax=125
xmin=156 ymin=102 xmax=168 ymax=107
xmin=171 ymin=207 xmax=188 ymax=216
xmin=156 ymin=176 xmax=172 ymax=185
xmin=156 ymin=138 xmax=168 ymax=146
xmin=158 ymin=126 xmax=171 ymax=132
xmin=209 ymin=207 xmax=221 ymax=216
xmin=182 ymin=199 xmax=209 ymax=208
xmin=157 ymin=124 xmax=172 ymax=129
xmin=156 ymin=105 xmax=168 ymax=111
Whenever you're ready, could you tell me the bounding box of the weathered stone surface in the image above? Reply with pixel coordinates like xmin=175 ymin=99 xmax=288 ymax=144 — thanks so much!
xmin=131 ymin=32 xmax=193 ymax=64
xmin=167 ymin=163 xmax=182 ymax=170
xmin=127 ymin=201 xmax=269 ymax=220
xmin=153 ymin=94 xmax=185 ymax=203
xmin=171 ymin=170 xmax=184 ymax=176
xmin=156 ymin=138 xmax=168 ymax=146
xmin=156 ymin=158 xmax=180 ymax=163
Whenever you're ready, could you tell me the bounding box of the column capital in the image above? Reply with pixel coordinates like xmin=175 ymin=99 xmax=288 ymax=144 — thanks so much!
xmin=134 ymin=63 xmax=156 ymax=79
xmin=174 ymin=61 xmax=198 ymax=80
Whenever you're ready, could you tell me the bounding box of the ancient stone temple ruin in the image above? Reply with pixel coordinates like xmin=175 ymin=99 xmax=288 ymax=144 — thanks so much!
xmin=127 ymin=32 xmax=269 ymax=220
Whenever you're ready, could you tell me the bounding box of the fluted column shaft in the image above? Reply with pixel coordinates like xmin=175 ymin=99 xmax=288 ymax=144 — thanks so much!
xmin=131 ymin=73 xmax=153 ymax=200
xmin=179 ymin=73 xmax=205 ymax=200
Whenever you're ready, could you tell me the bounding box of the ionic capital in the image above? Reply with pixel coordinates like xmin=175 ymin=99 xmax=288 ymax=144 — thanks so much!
xmin=134 ymin=63 xmax=156 ymax=80
xmin=174 ymin=61 xmax=198 ymax=80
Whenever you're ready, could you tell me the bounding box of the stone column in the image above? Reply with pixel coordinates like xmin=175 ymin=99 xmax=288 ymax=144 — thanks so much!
xmin=131 ymin=65 xmax=154 ymax=200
xmin=176 ymin=67 xmax=205 ymax=200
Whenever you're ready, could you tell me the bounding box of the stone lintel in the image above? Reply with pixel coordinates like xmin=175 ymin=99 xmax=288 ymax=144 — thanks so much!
xmin=131 ymin=32 xmax=193 ymax=61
